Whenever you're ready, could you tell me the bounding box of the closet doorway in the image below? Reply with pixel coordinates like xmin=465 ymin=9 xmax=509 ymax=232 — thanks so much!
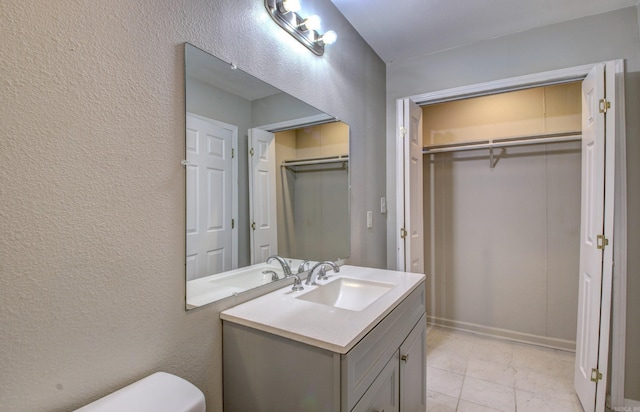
xmin=395 ymin=61 xmax=626 ymax=412
xmin=422 ymin=81 xmax=582 ymax=349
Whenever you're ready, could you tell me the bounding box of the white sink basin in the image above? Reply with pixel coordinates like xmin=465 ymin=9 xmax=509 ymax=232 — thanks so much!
xmin=296 ymin=277 xmax=395 ymax=311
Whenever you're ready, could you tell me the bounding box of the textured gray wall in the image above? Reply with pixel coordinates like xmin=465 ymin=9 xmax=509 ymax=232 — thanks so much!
xmin=386 ymin=6 xmax=640 ymax=401
xmin=0 ymin=0 xmax=386 ymax=410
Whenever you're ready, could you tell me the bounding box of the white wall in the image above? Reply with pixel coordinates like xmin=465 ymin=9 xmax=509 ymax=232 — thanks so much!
xmin=0 ymin=0 xmax=386 ymax=410
xmin=386 ymin=6 xmax=640 ymax=400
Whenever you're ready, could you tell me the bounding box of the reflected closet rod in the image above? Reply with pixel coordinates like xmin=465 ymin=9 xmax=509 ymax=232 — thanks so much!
xmin=281 ymin=155 xmax=349 ymax=172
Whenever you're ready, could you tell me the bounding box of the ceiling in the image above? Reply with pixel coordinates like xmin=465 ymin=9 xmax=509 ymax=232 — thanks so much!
xmin=330 ymin=0 xmax=639 ymax=63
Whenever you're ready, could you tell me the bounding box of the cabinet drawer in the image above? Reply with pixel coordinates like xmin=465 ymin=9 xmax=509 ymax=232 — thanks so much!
xmin=342 ymin=283 xmax=425 ymax=410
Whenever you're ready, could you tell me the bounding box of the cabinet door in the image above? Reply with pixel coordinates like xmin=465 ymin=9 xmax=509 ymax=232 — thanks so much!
xmin=400 ymin=315 xmax=427 ymax=412
xmin=352 ymin=352 xmax=399 ymax=412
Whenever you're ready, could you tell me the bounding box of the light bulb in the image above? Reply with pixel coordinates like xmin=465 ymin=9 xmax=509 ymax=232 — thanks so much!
xmin=281 ymin=0 xmax=301 ymax=13
xmin=319 ymin=30 xmax=337 ymax=45
xmin=301 ymin=15 xmax=321 ymax=31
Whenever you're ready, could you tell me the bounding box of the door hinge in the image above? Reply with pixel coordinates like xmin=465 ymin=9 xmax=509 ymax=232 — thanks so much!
xmin=250 ymin=148 xmax=254 ymax=156
xmin=251 ymin=222 xmax=256 ymax=231
xmin=599 ymin=98 xmax=611 ymax=114
xmin=180 ymin=160 xmax=190 ymax=167
xmin=231 ymin=148 xmax=235 ymax=158
xmin=399 ymin=126 xmax=407 ymax=138
xmin=590 ymin=368 xmax=603 ymax=382
xmin=400 ymin=227 xmax=408 ymax=239
xmin=231 ymin=219 xmax=235 ymax=229
xmin=597 ymin=234 xmax=609 ymax=250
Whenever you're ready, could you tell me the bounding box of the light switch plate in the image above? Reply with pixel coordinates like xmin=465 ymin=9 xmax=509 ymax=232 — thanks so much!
xmin=366 ymin=211 xmax=373 ymax=228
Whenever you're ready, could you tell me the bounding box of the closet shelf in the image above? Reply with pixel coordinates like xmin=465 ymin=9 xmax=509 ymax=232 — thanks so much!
xmin=422 ymin=131 xmax=582 ymax=154
xmin=281 ymin=154 xmax=349 ymax=172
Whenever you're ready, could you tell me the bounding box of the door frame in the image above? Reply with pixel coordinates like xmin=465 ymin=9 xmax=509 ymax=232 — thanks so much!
xmin=395 ymin=60 xmax=627 ymax=408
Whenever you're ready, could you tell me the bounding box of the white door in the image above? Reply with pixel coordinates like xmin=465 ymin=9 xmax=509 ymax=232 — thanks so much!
xmin=396 ymin=99 xmax=424 ymax=273
xmin=574 ymin=63 xmax=615 ymax=412
xmin=249 ymin=128 xmax=278 ymax=264
xmin=186 ymin=113 xmax=238 ymax=280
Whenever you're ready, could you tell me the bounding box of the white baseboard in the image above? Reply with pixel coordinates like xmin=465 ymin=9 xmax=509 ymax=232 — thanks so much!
xmin=610 ymin=399 xmax=640 ymax=412
xmin=427 ymin=316 xmax=576 ymax=351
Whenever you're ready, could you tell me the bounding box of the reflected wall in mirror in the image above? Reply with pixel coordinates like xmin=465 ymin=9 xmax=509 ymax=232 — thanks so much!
xmin=184 ymin=43 xmax=350 ymax=309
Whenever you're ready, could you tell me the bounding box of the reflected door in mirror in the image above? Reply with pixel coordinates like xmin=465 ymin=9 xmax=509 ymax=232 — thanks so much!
xmin=249 ymin=128 xmax=278 ymax=264
xmin=186 ymin=113 xmax=239 ymax=281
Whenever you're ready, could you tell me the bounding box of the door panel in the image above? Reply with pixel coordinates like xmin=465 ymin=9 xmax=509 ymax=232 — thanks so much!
xmin=186 ymin=114 xmax=237 ymax=280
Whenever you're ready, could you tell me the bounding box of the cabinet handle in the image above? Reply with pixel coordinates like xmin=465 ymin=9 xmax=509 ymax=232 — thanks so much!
xmin=401 ymin=354 xmax=409 ymax=363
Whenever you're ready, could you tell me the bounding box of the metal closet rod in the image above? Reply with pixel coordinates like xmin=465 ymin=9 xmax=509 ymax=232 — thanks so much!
xmin=422 ymin=131 xmax=582 ymax=154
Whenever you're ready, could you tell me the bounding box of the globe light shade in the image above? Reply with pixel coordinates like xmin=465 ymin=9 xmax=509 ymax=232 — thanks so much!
xmin=301 ymin=15 xmax=321 ymax=31
xmin=320 ymin=30 xmax=337 ymax=45
xmin=281 ymin=0 xmax=301 ymax=13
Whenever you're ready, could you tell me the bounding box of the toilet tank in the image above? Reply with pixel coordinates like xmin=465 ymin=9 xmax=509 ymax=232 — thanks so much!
xmin=75 ymin=372 xmax=205 ymax=412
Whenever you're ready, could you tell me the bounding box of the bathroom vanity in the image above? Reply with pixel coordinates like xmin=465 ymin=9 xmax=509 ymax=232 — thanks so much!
xmin=221 ymin=265 xmax=426 ymax=411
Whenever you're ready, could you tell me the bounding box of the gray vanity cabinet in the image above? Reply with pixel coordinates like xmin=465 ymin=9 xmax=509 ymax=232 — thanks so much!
xmin=399 ymin=315 xmax=427 ymax=411
xmin=351 ymin=352 xmax=400 ymax=412
xmin=351 ymin=315 xmax=426 ymax=412
xmin=222 ymin=283 xmax=426 ymax=412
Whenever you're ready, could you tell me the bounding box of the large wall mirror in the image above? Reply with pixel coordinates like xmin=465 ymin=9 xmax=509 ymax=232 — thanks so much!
xmin=184 ymin=43 xmax=350 ymax=309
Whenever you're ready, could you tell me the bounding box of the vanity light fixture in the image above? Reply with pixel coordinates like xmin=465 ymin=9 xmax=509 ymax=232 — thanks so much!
xmin=265 ymin=0 xmax=337 ymax=56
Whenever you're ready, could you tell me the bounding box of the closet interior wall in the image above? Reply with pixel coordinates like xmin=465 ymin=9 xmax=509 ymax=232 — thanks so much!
xmin=423 ymin=83 xmax=582 ymax=348
xmin=275 ymin=122 xmax=350 ymax=261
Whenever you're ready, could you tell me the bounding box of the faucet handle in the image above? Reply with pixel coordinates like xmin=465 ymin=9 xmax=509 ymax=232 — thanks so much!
xmin=291 ymin=274 xmax=304 ymax=291
xmin=262 ymin=270 xmax=279 ymax=281
xmin=317 ymin=266 xmax=328 ymax=280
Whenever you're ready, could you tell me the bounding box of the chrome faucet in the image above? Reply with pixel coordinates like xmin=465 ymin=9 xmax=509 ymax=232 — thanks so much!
xmin=266 ymin=255 xmax=293 ymax=278
xmin=305 ymin=261 xmax=341 ymax=285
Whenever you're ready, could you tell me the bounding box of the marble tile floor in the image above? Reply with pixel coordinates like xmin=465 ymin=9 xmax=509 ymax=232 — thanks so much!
xmin=426 ymin=324 xmax=584 ymax=412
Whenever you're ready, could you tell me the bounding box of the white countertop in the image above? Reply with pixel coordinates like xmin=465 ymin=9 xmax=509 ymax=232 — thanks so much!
xmin=220 ymin=265 xmax=425 ymax=354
